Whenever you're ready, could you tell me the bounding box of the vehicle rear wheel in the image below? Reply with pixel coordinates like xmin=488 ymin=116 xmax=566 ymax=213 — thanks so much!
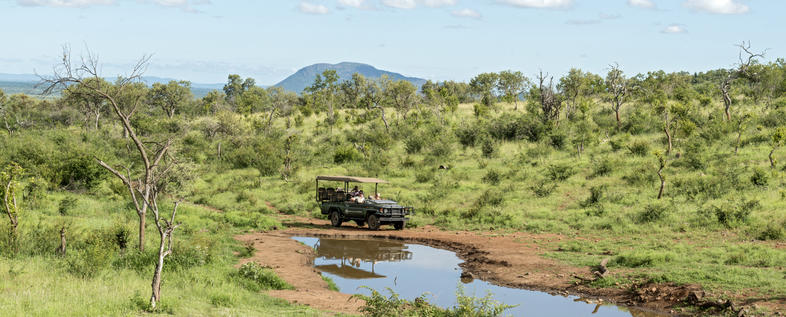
xmin=355 ymin=220 xmax=365 ymax=227
xmin=330 ymin=211 xmax=342 ymax=227
xmin=394 ymin=221 xmax=406 ymax=230
xmin=367 ymin=215 xmax=380 ymax=230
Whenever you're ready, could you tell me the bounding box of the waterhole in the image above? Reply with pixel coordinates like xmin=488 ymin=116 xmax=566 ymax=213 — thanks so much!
xmin=293 ymin=236 xmax=666 ymax=317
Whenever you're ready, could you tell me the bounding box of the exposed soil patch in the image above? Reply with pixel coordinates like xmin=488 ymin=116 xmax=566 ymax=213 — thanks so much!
xmin=236 ymin=213 xmax=780 ymax=316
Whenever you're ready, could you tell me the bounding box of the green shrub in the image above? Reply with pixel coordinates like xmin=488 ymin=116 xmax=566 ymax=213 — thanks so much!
xmin=638 ymin=203 xmax=671 ymax=223
xmin=530 ymin=179 xmax=557 ymax=197
xmin=404 ymin=134 xmax=425 ymax=154
xmin=481 ymin=169 xmax=501 ymax=186
xmin=233 ymin=262 xmax=292 ymax=292
xmin=580 ymin=185 xmax=605 ymax=207
xmin=477 ymin=189 xmax=504 ymax=207
xmin=455 ymin=123 xmax=479 ymax=147
xmin=66 ymin=234 xmax=115 ymax=278
xmin=705 ymin=199 xmax=759 ymax=228
xmin=750 ymin=168 xmax=769 ymax=187
xmin=321 ymin=275 xmax=340 ymax=291
xmin=589 ymin=157 xmax=614 ymax=178
xmin=758 ymin=222 xmax=785 ymax=241
xmin=627 ymin=140 xmax=650 ymax=157
xmin=480 ymin=138 xmax=495 ymax=158
xmin=547 ymin=163 xmax=575 ymax=181
xmin=333 ymin=144 xmax=362 ymax=164
xmin=58 ymin=197 xmax=78 ymax=216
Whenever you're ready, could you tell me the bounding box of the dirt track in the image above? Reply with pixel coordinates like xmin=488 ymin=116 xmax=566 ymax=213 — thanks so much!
xmin=236 ymin=214 xmax=778 ymax=316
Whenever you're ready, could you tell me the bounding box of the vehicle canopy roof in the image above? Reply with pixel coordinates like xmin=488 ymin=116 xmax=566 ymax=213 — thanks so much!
xmin=316 ymin=175 xmax=388 ymax=183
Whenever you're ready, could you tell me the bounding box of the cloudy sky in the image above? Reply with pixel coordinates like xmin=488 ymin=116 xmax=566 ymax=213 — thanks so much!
xmin=0 ymin=0 xmax=781 ymax=84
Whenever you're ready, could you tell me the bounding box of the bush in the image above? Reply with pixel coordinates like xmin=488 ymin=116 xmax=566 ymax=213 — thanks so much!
xmin=477 ymin=189 xmax=504 ymax=207
xmin=482 ymin=169 xmax=501 ymax=186
xmin=704 ymin=199 xmax=759 ymax=228
xmin=333 ymin=144 xmax=362 ymax=164
xmin=547 ymin=163 xmax=575 ymax=181
xmin=530 ymin=179 xmax=557 ymax=197
xmin=589 ymin=157 xmax=614 ymax=178
xmin=627 ymin=140 xmax=650 ymax=157
xmin=58 ymin=197 xmax=78 ymax=216
xmin=66 ymin=234 xmax=115 ymax=278
xmin=455 ymin=123 xmax=479 ymax=147
xmin=750 ymin=168 xmax=769 ymax=187
xmin=638 ymin=203 xmax=671 ymax=223
xmin=404 ymin=134 xmax=425 ymax=154
xmin=233 ymin=262 xmax=292 ymax=292
xmin=580 ymin=185 xmax=605 ymax=207
xmin=758 ymin=222 xmax=785 ymax=241
xmin=480 ymin=138 xmax=495 ymax=158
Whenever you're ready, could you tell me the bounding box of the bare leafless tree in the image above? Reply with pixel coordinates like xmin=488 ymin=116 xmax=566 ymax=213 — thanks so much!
xmin=537 ymin=71 xmax=562 ymax=124
xmin=41 ymin=46 xmax=183 ymax=309
xmin=41 ymin=46 xmax=161 ymax=252
xmin=720 ymin=41 xmax=767 ymax=121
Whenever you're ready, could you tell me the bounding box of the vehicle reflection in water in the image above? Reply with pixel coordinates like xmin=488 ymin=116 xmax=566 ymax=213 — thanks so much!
xmin=313 ymin=238 xmax=413 ymax=279
xmin=294 ymin=236 xmax=667 ymax=317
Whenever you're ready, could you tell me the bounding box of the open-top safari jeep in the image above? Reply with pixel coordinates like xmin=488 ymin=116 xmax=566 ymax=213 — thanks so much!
xmin=316 ymin=175 xmax=412 ymax=230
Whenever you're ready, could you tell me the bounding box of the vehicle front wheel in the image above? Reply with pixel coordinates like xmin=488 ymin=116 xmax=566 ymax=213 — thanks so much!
xmin=367 ymin=215 xmax=380 ymax=230
xmin=394 ymin=221 xmax=406 ymax=230
xmin=330 ymin=211 xmax=343 ymax=227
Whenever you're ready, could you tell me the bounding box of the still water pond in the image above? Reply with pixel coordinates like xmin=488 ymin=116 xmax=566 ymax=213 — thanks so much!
xmin=293 ymin=237 xmax=665 ymax=317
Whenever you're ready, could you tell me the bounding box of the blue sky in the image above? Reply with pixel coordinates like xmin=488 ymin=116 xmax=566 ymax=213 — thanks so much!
xmin=0 ymin=0 xmax=781 ymax=84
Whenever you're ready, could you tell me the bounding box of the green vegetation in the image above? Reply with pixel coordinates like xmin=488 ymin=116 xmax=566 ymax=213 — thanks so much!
xmin=353 ymin=286 xmax=513 ymax=317
xmin=1 ymin=45 xmax=785 ymax=315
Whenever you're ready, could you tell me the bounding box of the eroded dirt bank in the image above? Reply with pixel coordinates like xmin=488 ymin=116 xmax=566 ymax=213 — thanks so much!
xmin=237 ymin=215 xmax=778 ymax=316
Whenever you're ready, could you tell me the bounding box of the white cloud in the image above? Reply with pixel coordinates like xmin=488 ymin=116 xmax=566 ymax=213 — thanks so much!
xmin=17 ymin=0 xmax=113 ymax=7
xmin=627 ymin=0 xmax=655 ymax=9
xmin=382 ymin=0 xmax=416 ymax=9
xmin=661 ymin=24 xmax=687 ymax=33
xmin=338 ymin=0 xmax=364 ymax=8
xmin=298 ymin=2 xmax=329 ymax=14
xmin=499 ymin=0 xmax=573 ymax=9
xmin=424 ymin=0 xmax=456 ymax=7
xmin=451 ymin=8 xmax=480 ymax=18
xmin=684 ymin=0 xmax=749 ymax=14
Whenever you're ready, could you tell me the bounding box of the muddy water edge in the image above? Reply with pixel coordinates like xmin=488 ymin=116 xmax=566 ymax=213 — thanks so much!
xmin=293 ymin=236 xmax=668 ymax=317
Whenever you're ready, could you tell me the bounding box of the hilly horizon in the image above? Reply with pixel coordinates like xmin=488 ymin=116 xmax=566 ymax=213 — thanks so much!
xmin=1 ymin=62 xmax=427 ymax=96
xmin=273 ymin=62 xmax=427 ymax=93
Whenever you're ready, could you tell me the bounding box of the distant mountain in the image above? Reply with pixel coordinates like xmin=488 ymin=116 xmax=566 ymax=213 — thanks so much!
xmin=0 ymin=73 xmax=223 ymax=98
xmin=274 ymin=62 xmax=426 ymax=93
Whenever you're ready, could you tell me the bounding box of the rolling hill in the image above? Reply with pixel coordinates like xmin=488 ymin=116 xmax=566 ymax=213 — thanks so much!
xmin=274 ymin=62 xmax=426 ymax=93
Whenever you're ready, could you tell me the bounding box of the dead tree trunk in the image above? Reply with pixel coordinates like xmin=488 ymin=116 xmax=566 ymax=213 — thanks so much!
xmin=657 ymin=164 xmax=665 ymax=199
xmin=57 ymin=226 xmax=67 ymax=256
xmin=150 ymin=201 xmax=180 ymax=309
xmin=721 ymin=77 xmax=733 ymax=121
xmin=664 ymin=113 xmax=673 ymax=155
xmin=770 ymin=148 xmax=777 ymax=168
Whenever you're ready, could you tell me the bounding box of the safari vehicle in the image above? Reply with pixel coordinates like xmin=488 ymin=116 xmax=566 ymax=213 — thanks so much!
xmin=316 ymin=176 xmax=413 ymax=230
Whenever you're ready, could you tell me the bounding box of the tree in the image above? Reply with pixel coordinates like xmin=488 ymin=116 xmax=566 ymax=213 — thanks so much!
xmin=305 ymin=70 xmax=340 ymax=130
xmin=720 ymin=41 xmax=766 ymax=121
xmin=558 ymin=68 xmax=601 ymax=119
xmin=534 ymin=71 xmax=562 ymax=124
xmin=236 ymin=86 xmax=269 ymax=115
xmin=1 ymin=163 xmax=23 ymax=245
xmin=148 ymin=80 xmax=193 ymax=118
xmin=770 ymin=127 xmax=786 ymax=168
xmin=265 ymin=87 xmax=297 ymax=131
xmin=654 ymin=151 xmax=666 ymax=199
xmin=114 ymin=82 xmax=148 ymax=138
xmin=200 ymin=90 xmax=226 ymax=115
xmin=42 ymin=47 xmax=183 ymax=309
xmin=383 ymin=78 xmax=417 ymax=120
xmin=605 ymin=63 xmax=629 ymax=129
xmin=0 ymin=93 xmax=36 ymax=134
xmin=62 ymin=77 xmax=111 ymax=129
xmin=497 ymin=70 xmax=527 ymax=110
xmin=470 ymin=72 xmax=499 ymax=108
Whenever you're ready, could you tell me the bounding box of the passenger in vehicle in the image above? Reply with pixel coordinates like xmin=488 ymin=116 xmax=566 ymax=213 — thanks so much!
xmin=353 ymin=190 xmax=365 ymax=203
xmin=349 ymin=186 xmax=360 ymax=198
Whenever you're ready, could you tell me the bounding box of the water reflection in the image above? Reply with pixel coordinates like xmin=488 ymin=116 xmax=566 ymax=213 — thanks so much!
xmin=294 ymin=237 xmax=667 ymax=317
xmin=313 ymin=239 xmax=413 ymax=279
